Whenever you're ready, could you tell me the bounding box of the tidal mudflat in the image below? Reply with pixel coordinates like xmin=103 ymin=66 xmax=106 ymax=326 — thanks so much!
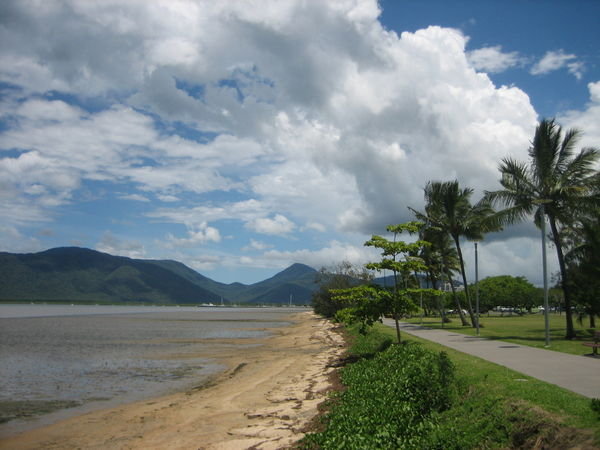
xmin=0 ymin=304 xmax=298 ymax=437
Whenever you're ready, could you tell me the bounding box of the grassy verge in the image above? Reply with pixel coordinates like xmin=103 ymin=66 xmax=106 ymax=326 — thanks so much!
xmin=404 ymin=313 xmax=597 ymax=356
xmin=302 ymin=322 xmax=600 ymax=449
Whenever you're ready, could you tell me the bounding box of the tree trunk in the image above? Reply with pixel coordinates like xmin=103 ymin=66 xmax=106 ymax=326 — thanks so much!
xmin=548 ymin=217 xmax=576 ymax=339
xmin=590 ymin=314 xmax=596 ymax=329
xmin=446 ymin=269 xmax=469 ymax=326
xmin=453 ymin=234 xmax=476 ymax=327
xmin=393 ymin=314 xmax=401 ymax=343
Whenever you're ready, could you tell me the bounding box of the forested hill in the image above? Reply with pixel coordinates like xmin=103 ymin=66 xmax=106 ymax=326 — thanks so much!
xmin=0 ymin=247 xmax=318 ymax=305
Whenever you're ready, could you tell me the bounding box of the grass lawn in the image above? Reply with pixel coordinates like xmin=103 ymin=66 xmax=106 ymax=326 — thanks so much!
xmin=404 ymin=312 xmax=598 ymax=356
xmin=367 ymin=323 xmax=600 ymax=442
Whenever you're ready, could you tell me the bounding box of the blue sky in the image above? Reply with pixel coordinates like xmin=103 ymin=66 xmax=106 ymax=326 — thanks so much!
xmin=1 ymin=0 xmax=599 ymax=285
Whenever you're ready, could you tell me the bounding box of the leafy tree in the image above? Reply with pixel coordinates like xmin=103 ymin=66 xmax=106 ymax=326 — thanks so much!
xmin=410 ymin=180 xmax=500 ymax=328
xmin=474 ymin=275 xmax=538 ymax=313
xmin=485 ymin=118 xmax=600 ymax=339
xmin=311 ymin=261 xmax=372 ymax=318
xmin=333 ymin=222 xmax=441 ymax=343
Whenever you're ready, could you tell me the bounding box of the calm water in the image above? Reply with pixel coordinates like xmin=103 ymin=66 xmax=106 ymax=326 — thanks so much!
xmin=0 ymin=304 xmax=302 ymax=436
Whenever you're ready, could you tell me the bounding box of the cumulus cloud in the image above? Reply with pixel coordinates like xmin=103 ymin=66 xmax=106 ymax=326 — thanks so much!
xmin=530 ymin=49 xmax=584 ymax=79
xmin=0 ymin=0 xmax=557 ymax=279
xmin=246 ymin=214 xmax=296 ymax=236
xmin=165 ymin=222 xmax=221 ymax=248
xmin=242 ymin=239 xmax=273 ymax=251
xmin=467 ymin=45 xmax=523 ymax=73
xmin=263 ymin=240 xmax=381 ymax=270
xmin=558 ymin=81 xmax=600 ymax=150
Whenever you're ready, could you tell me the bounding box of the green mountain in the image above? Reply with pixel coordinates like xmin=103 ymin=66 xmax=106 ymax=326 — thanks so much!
xmin=0 ymin=247 xmax=318 ymax=305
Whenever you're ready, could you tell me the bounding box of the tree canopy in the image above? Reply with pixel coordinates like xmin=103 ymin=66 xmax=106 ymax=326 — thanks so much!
xmin=474 ymin=275 xmax=539 ymax=313
xmin=485 ymin=118 xmax=600 ymax=338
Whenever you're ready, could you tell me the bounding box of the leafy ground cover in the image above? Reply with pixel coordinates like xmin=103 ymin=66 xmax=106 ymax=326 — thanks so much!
xmin=302 ymin=323 xmax=599 ymax=449
xmin=405 ymin=313 xmax=597 ymax=355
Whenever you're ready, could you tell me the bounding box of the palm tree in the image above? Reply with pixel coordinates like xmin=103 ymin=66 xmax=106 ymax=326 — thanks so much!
xmin=420 ymin=225 xmax=469 ymax=326
xmin=410 ymin=180 xmax=499 ymax=327
xmin=565 ymin=212 xmax=600 ymax=328
xmin=485 ymin=118 xmax=600 ymax=339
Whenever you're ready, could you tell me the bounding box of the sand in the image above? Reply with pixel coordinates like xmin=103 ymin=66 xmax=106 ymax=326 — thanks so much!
xmin=0 ymin=312 xmax=345 ymax=450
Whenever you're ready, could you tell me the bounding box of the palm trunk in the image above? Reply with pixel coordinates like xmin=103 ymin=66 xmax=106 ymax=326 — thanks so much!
xmin=452 ymin=234 xmax=476 ymax=327
xmin=446 ymin=269 xmax=469 ymax=326
xmin=548 ymin=216 xmax=576 ymax=339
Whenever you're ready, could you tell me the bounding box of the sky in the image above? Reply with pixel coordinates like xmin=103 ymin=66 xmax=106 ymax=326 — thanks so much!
xmin=1 ymin=0 xmax=599 ymax=286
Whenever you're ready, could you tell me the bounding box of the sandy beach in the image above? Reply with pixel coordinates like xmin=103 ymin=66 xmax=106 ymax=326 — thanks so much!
xmin=0 ymin=312 xmax=344 ymax=450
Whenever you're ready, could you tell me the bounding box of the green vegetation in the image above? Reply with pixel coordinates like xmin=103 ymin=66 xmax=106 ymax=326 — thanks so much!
xmin=304 ymin=332 xmax=457 ymax=449
xmin=566 ymin=212 xmax=600 ymax=328
xmin=485 ymin=118 xmax=600 ymax=339
xmin=303 ymin=323 xmax=599 ymax=449
xmin=311 ymin=262 xmax=373 ymax=319
xmin=331 ymin=222 xmax=441 ymax=343
xmin=0 ymin=247 xmax=318 ymax=305
xmin=410 ymin=180 xmax=501 ymax=328
xmin=474 ymin=275 xmax=538 ymax=312
xmin=405 ymin=313 xmax=598 ymax=356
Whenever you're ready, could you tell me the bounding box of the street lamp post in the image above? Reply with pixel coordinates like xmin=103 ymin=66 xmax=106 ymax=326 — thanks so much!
xmin=440 ymin=257 xmax=445 ymax=328
xmin=475 ymin=242 xmax=480 ymax=336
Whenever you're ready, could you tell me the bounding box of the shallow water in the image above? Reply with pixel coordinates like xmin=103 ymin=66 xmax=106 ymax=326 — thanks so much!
xmin=0 ymin=304 xmax=302 ymax=436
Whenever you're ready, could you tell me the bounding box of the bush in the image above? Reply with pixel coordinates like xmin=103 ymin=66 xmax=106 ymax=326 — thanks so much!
xmin=304 ymin=343 xmax=455 ymax=449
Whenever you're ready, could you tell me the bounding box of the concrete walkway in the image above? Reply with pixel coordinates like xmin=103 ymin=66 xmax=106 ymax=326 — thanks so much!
xmin=382 ymin=319 xmax=599 ymax=398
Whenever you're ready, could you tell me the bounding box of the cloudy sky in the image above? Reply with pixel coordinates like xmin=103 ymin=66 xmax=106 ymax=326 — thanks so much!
xmin=1 ymin=0 xmax=599 ymax=285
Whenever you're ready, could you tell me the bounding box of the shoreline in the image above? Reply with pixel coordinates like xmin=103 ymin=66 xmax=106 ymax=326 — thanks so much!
xmin=0 ymin=312 xmax=345 ymax=449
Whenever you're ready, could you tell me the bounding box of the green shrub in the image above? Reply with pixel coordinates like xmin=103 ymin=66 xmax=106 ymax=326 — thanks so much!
xmin=591 ymin=398 xmax=600 ymax=418
xmin=304 ymin=343 xmax=455 ymax=449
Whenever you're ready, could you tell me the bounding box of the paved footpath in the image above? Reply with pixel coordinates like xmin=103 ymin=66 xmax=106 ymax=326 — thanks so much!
xmin=382 ymin=319 xmax=599 ymax=398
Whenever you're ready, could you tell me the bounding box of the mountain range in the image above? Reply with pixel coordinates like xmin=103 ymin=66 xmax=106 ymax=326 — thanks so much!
xmin=0 ymin=247 xmax=319 ymax=305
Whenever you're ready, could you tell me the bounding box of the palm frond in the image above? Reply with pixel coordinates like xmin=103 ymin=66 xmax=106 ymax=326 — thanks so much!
xmin=557 ymin=127 xmax=582 ymax=172
xmin=559 ymin=147 xmax=600 ymax=189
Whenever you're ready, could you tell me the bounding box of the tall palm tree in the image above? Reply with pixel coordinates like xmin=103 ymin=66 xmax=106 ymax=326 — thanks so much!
xmin=410 ymin=180 xmax=499 ymax=327
xmin=420 ymin=225 xmax=468 ymax=326
xmin=485 ymin=118 xmax=600 ymax=339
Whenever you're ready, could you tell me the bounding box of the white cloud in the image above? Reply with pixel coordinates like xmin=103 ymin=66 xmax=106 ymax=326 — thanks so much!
xmin=246 ymin=214 xmax=296 ymax=236
xmin=303 ymin=222 xmax=326 ymax=232
xmin=558 ymin=80 xmax=600 ymax=152
xmin=263 ymin=240 xmax=380 ymax=270
xmin=1 ymin=2 xmax=539 ymax=238
xmin=165 ymin=222 xmax=221 ymax=248
xmin=148 ymin=199 xmax=268 ymax=228
xmin=242 ymin=239 xmax=273 ymax=251
xmin=0 ymin=225 xmax=42 ymax=253
xmin=95 ymin=231 xmax=146 ymax=259
xmin=471 ymin=237 xmax=559 ymax=287
xmin=157 ymin=194 xmax=180 ymax=202
xmin=530 ymin=49 xmax=584 ymax=79
xmin=467 ymin=45 xmax=522 ymax=73
xmin=119 ymin=193 xmax=150 ymax=202
xmin=0 ymin=0 xmax=553 ymax=282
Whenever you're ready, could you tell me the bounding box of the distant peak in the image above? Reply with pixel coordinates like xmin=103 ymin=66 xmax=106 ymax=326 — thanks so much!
xmin=283 ymin=263 xmax=316 ymax=272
